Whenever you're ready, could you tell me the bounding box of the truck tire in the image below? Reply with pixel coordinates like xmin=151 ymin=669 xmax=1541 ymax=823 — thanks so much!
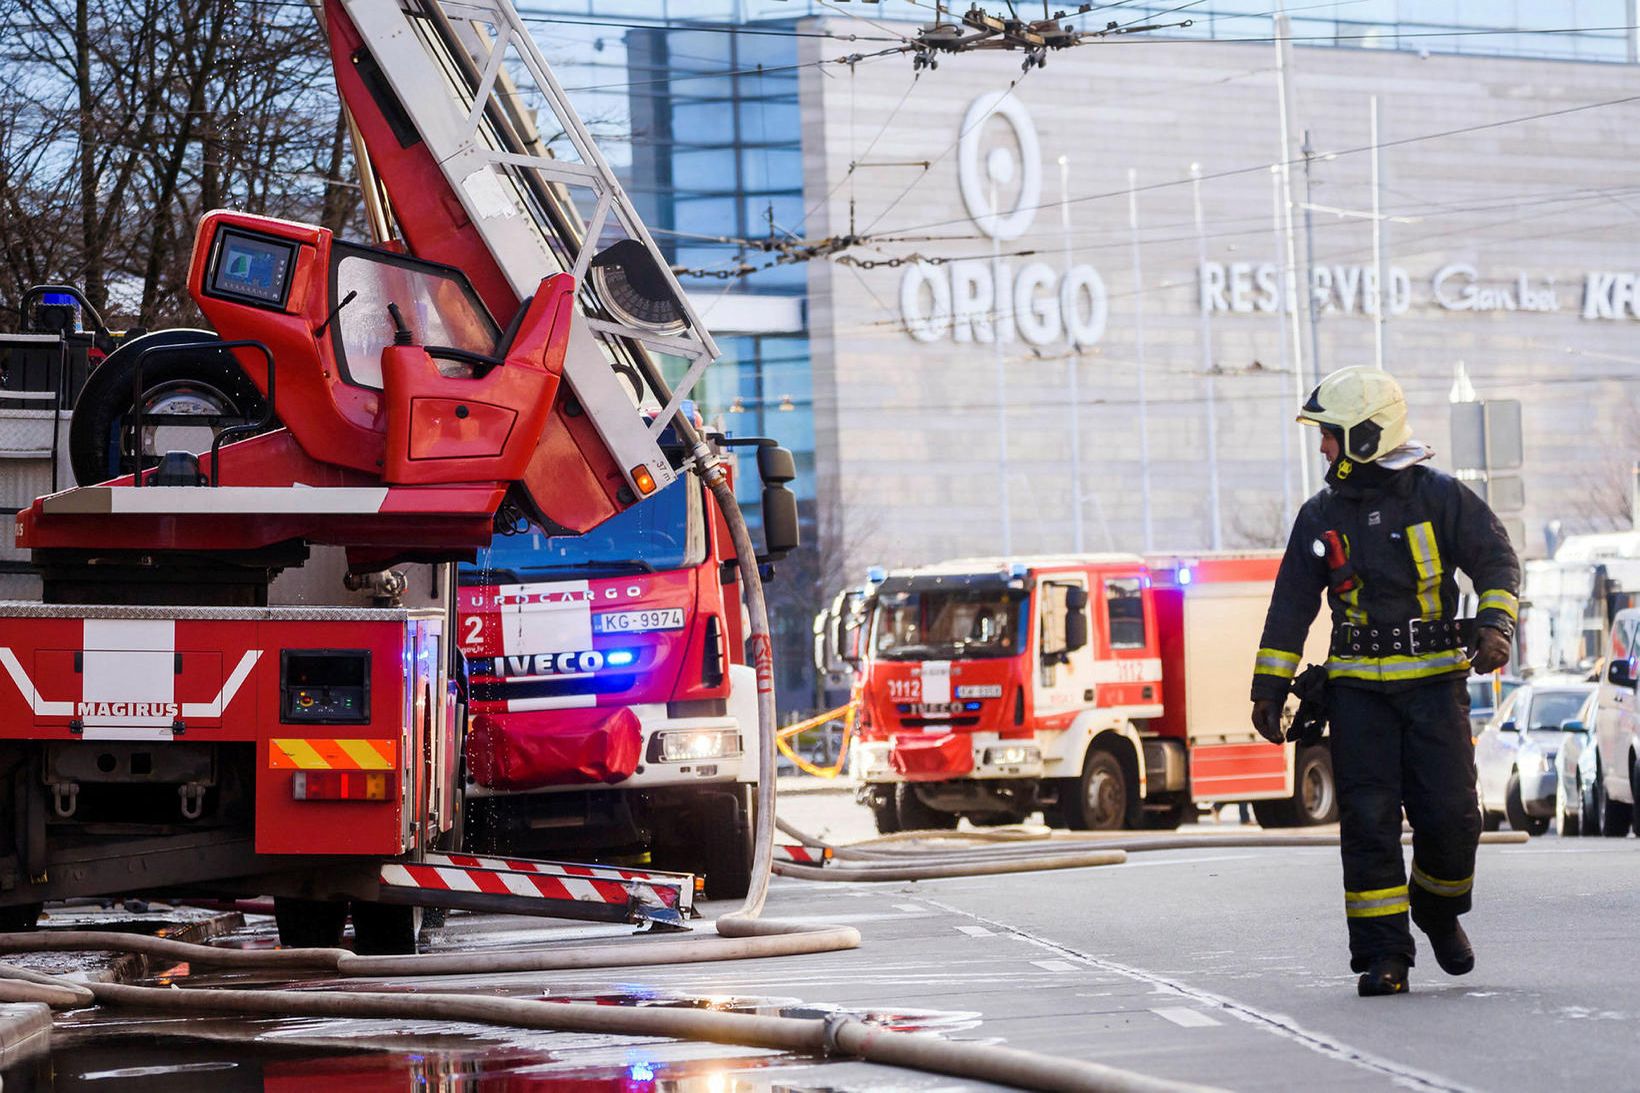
xmin=1252 ymin=745 xmax=1337 ymax=827
xmin=67 ymin=329 xmax=269 ymax=486
xmin=866 ymin=789 xmax=903 ymax=835
xmin=700 ymin=785 xmax=755 ymax=901
xmin=350 ymin=901 xmax=422 ymax=956
xmin=1139 ymin=797 xmax=1189 ymax=830
xmin=273 ymin=897 xmax=347 ymax=949
xmin=0 ymin=904 xmax=41 ymax=931
xmin=1067 ymin=747 xmax=1131 ymax=831
xmin=1504 ymin=772 xmax=1549 ymax=836
xmin=1579 ymin=771 xmax=1601 ymax=836
xmin=895 ymin=784 xmax=959 ymax=832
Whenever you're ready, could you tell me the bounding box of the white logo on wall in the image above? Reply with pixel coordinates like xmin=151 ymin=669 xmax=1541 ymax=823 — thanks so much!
xmin=900 ymin=92 xmax=1107 ymax=347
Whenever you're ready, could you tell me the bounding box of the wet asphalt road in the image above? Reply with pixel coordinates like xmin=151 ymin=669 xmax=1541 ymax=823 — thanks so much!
xmin=15 ymin=796 xmax=1640 ymax=1092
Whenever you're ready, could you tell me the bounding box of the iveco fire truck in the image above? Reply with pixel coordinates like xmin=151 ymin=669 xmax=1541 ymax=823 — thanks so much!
xmin=820 ymin=553 xmax=1334 ymax=833
xmin=457 ymin=426 xmax=798 ymax=898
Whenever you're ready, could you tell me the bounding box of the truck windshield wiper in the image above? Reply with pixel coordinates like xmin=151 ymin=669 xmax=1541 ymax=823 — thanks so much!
xmin=459 ymin=566 xmax=522 ymax=585
xmin=520 ymin=560 xmax=657 ymax=576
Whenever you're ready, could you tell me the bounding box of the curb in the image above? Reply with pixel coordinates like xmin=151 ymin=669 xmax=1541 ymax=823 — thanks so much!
xmin=88 ymin=910 xmax=246 ymax=985
xmin=0 ymin=1002 xmax=50 ymax=1068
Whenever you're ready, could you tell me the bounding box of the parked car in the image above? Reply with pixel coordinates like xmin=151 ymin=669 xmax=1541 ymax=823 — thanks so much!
xmin=1551 ymin=689 xmax=1599 ymax=835
xmin=1474 ymin=679 xmax=1595 ymax=836
xmin=1468 ymin=675 xmax=1522 ymax=736
xmin=1586 ymin=607 xmax=1640 ymax=837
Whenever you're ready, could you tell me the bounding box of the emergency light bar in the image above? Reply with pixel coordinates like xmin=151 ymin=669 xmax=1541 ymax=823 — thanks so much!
xmin=337 ymin=0 xmax=723 ymax=500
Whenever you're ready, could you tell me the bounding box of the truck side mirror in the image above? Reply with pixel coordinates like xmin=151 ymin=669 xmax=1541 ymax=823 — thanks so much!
xmin=1607 ymin=658 xmax=1634 ymax=688
xmin=754 ymin=445 xmax=799 ymax=562
xmin=1064 ymin=587 xmax=1089 ymax=653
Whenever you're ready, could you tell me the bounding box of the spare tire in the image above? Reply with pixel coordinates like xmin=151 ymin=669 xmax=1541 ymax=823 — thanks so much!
xmin=68 ymin=328 xmax=270 ymax=486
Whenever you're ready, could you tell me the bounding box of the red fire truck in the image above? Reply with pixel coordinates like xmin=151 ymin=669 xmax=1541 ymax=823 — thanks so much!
xmin=0 ymin=0 xmax=746 ymax=950
xmin=827 ymin=553 xmax=1335 ymax=833
xmin=456 ymin=430 xmax=798 ymax=898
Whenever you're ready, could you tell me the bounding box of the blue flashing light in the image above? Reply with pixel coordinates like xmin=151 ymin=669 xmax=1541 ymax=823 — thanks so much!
xmin=606 ymin=649 xmax=636 ymax=668
xmin=866 ymin=566 xmax=887 ymax=584
xmin=41 ymin=293 xmax=76 ymax=307
xmin=1008 ymin=563 xmax=1029 ymax=579
xmin=629 ymin=1061 xmax=656 ymax=1081
xmin=963 ymin=701 xmax=982 ymax=711
xmin=1177 ymin=566 xmax=1193 ymax=587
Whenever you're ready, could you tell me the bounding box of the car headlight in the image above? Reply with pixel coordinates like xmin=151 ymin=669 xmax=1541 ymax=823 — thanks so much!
xmin=657 ymin=730 xmax=741 ymax=762
xmin=983 ymin=745 xmax=1040 ymax=766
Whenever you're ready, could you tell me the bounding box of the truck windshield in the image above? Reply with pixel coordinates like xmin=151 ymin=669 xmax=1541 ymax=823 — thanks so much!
xmin=871 ymin=590 xmax=1023 ymax=661
xmin=465 ymin=478 xmax=704 ymax=581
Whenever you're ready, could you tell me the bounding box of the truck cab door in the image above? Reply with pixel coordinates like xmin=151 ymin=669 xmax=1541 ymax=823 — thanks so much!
xmin=1035 ymin=576 xmax=1095 ymax=729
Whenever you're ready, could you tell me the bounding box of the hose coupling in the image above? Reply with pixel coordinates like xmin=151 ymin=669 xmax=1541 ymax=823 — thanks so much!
xmin=821 ymin=1013 xmax=858 ymax=1058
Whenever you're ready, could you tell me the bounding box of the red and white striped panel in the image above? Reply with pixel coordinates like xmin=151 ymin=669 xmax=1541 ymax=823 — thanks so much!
xmin=773 ymin=844 xmax=828 ymax=866
xmin=379 ymin=862 xmax=648 ymax=908
xmin=424 ymin=851 xmax=691 ymax=892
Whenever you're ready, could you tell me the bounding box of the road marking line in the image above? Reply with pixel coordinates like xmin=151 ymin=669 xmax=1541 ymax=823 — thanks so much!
xmin=1153 ymin=1007 xmax=1221 ymax=1028
xmin=954 ymin=925 xmax=994 ymax=937
xmin=916 ymin=895 xmax=1475 ymax=1093
xmin=1031 ymin=959 xmax=1078 ymax=972
xmin=894 ymin=903 xmax=925 ymax=912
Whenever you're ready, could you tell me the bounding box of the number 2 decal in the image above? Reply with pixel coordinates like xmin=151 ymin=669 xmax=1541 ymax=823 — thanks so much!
xmin=463 ymin=615 xmax=485 ymax=648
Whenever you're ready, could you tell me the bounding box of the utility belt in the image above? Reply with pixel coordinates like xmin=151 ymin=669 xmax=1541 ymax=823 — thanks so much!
xmin=1330 ymin=617 xmax=1472 ymax=658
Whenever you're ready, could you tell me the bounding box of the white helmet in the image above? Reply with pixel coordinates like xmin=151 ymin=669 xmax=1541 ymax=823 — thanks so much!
xmin=1297 ymin=366 xmax=1412 ymax=464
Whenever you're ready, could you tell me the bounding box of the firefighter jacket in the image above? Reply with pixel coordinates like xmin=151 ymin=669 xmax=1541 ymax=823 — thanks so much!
xmin=1250 ymin=461 xmax=1520 ymax=701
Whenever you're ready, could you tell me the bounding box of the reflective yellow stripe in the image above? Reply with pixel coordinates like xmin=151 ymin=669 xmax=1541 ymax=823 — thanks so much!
xmin=1478 ymin=589 xmax=1519 ymax=620
xmin=1325 ymin=649 xmax=1471 ymax=683
xmin=336 ymin=738 xmax=395 ymax=770
xmin=1344 ymin=884 xmax=1410 ymax=918
xmin=1254 ymin=647 xmax=1301 ymax=679
xmin=1411 ymin=863 xmax=1473 ymax=898
xmin=1406 ymin=521 xmax=1443 ymax=621
xmin=270 ymin=739 xmax=329 ymax=770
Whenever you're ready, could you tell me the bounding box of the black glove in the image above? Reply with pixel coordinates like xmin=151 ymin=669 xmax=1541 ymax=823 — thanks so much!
xmin=1468 ymin=624 xmax=1511 ymax=675
xmin=1251 ymin=698 xmax=1285 ymax=745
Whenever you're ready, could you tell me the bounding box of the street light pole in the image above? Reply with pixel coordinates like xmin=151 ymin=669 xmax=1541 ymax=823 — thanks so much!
xmin=1370 ymin=94 xmax=1386 ymax=372
xmin=1059 ymin=154 xmax=1084 ymax=554
xmin=991 ymin=177 xmax=1012 ymax=557
xmin=1273 ymin=8 xmax=1312 ymax=499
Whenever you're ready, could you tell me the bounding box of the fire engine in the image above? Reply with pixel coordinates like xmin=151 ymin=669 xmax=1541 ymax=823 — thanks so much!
xmin=0 ymin=0 xmax=749 ymax=951
xmin=457 ymin=426 xmax=798 ymax=898
xmin=820 ymin=553 xmax=1336 ymax=833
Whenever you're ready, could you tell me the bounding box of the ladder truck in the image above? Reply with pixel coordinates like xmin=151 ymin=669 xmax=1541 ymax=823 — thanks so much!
xmin=820 ymin=553 xmax=1335 ymax=833
xmin=0 ymin=0 xmax=741 ymax=951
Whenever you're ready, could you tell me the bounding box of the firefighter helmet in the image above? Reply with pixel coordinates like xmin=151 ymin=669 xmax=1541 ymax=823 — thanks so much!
xmin=1296 ymin=366 xmax=1412 ymax=464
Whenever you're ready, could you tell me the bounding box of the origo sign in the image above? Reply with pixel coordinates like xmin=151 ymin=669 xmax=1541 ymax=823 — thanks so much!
xmin=900 ymin=93 xmax=1108 ymax=348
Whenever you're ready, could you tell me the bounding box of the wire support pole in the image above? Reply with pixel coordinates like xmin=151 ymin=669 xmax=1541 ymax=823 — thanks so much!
xmin=1127 ymin=167 xmax=1153 ymax=552
xmin=991 ymin=178 xmax=1013 ymax=557
xmin=1190 ymin=163 xmax=1223 ymax=553
xmin=1371 ymin=94 xmax=1386 ymax=372
xmin=1270 ymin=167 xmax=1295 ymax=526
xmin=1060 ymin=155 xmax=1084 ymax=555
xmin=1273 ymin=7 xmax=1312 ymax=499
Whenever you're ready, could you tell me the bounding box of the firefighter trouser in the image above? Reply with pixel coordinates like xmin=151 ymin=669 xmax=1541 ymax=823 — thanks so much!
xmin=1330 ymin=678 xmax=1481 ymax=970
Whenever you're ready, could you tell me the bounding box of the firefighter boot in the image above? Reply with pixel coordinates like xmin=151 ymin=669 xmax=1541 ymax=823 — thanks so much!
xmin=1423 ymin=919 xmax=1474 ymax=976
xmin=1357 ymin=955 xmax=1410 ymax=997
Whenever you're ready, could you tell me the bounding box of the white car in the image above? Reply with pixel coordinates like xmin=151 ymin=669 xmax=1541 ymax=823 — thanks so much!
xmin=1475 ymin=680 xmax=1594 ymax=836
xmin=1551 ymin=689 xmax=1599 ymax=835
xmin=1586 ymin=607 xmax=1640 ymax=837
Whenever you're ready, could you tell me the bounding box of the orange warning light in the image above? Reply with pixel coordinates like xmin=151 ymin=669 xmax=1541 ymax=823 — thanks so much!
xmin=632 ymin=465 xmax=657 ymax=495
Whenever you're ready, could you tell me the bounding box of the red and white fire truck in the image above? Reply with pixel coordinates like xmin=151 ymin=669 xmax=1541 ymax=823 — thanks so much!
xmin=826 ymin=553 xmax=1335 ymax=833
xmin=456 ymin=430 xmax=798 ymax=898
xmin=0 ymin=0 xmax=747 ymax=950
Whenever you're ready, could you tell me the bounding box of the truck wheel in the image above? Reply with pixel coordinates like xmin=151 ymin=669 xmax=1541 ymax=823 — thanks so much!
xmin=1504 ymin=773 xmax=1549 ymax=836
xmin=1480 ymin=808 xmax=1502 ymax=832
xmin=700 ymin=785 xmax=755 ymax=901
xmin=1292 ymin=746 xmax=1338 ymax=825
xmin=1252 ymin=799 xmax=1296 ymax=828
xmin=895 ymin=784 xmax=958 ymax=832
xmin=1069 ymin=748 xmax=1131 ymax=831
xmin=866 ymin=789 xmax=903 ymax=835
xmin=1579 ymin=772 xmax=1601 ymax=836
xmin=0 ymin=904 xmax=41 ymax=932
xmin=1139 ymin=797 xmax=1189 ymax=830
xmin=350 ymin=901 xmax=422 ymax=956
xmin=67 ymin=329 xmax=269 ymax=486
xmin=273 ymin=897 xmax=347 ymax=949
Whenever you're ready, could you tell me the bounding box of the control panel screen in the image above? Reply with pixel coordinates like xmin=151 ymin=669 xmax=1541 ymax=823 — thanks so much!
xmin=280 ymin=649 xmax=371 ymax=724
xmin=209 ymin=229 xmax=297 ymax=307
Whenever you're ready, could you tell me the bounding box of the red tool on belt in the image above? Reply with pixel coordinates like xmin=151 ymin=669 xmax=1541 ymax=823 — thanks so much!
xmin=1322 ymin=530 xmax=1359 ymax=594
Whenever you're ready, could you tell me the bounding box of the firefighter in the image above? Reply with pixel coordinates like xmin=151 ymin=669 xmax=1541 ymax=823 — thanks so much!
xmin=1249 ymin=366 xmax=1518 ymax=998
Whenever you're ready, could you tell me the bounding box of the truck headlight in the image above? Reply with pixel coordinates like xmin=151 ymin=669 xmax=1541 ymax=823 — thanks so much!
xmin=657 ymin=730 xmax=741 ymax=763
xmin=983 ymin=745 xmax=1040 ymax=767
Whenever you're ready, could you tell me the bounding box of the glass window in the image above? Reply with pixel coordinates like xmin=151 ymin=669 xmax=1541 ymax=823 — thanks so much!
xmin=1526 ymin=690 xmax=1591 ymax=731
xmin=332 ymin=249 xmax=498 ymax=390
xmin=1106 ymin=578 xmax=1147 ymax=649
xmin=872 ymin=589 xmax=1024 ymax=660
xmin=466 ymin=475 xmax=704 ymax=579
